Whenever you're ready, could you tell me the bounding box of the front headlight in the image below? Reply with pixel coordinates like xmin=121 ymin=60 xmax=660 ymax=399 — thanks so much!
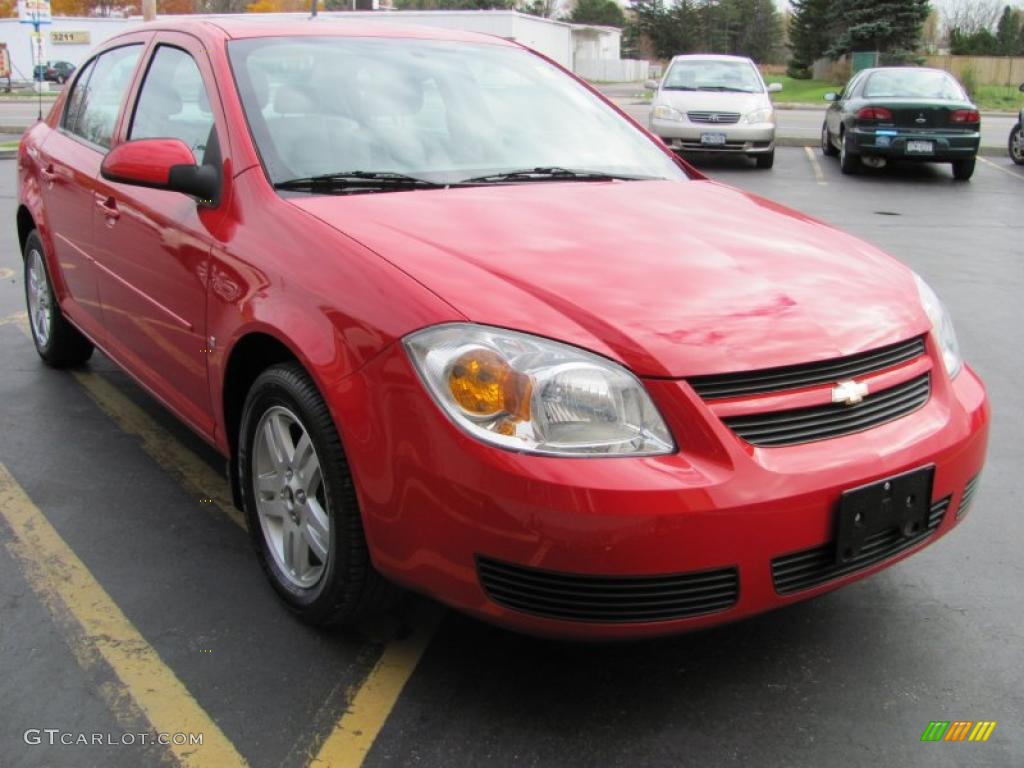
xmin=914 ymin=274 xmax=962 ymax=378
xmin=652 ymin=104 xmax=684 ymax=122
xmin=742 ymin=107 xmax=774 ymax=124
xmin=404 ymin=324 xmax=674 ymax=457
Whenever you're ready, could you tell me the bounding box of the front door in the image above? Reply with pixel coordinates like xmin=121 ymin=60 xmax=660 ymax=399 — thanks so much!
xmin=90 ymin=37 xmax=226 ymax=436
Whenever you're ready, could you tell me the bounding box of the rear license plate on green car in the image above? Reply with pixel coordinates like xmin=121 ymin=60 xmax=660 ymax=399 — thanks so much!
xmin=907 ymin=140 xmax=934 ymax=154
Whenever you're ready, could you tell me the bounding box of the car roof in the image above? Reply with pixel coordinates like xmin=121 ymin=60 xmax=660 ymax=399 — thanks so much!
xmin=105 ymin=16 xmax=517 ymax=47
xmin=669 ymin=54 xmax=753 ymax=63
xmin=859 ymin=67 xmax=955 ymax=76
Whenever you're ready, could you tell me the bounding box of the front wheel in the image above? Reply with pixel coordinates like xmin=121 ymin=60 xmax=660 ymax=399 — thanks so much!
xmin=952 ymin=157 xmax=976 ymax=181
xmin=1009 ymin=123 xmax=1024 ymax=165
xmin=238 ymin=362 xmax=397 ymax=626
xmin=821 ymin=123 xmax=839 ymax=156
xmin=755 ymin=150 xmax=775 ymax=169
xmin=23 ymin=231 xmax=94 ymax=367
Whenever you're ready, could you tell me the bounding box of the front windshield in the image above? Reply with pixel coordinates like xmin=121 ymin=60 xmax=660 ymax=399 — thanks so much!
xmin=662 ymin=60 xmax=763 ymax=93
xmin=863 ymin=70 xmax=967 ymax=100
xmin=228 ymin=36 xmax=687 ymax=187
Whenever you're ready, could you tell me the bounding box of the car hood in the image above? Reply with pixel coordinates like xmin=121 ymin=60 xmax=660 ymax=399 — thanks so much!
xmin=289 ymin=180 xmax=928 ymax=378
xmin=656 ymin=89 xmax=768 ymax=116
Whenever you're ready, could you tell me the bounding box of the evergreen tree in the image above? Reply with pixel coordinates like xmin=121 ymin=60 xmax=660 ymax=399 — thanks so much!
xmin=570 ymin=0 xmax=627 ymax=27
xmin=995 ymin=6 xmax=1021 ymax=55
xmin=787 ymin=0 xmax=832 ymax=77
xmin=826 ymin=0 xmax=930 ymax=58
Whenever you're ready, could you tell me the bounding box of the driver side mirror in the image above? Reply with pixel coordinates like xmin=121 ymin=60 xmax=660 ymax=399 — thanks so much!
xmin=824 ymin=92 xmax=838 ymax=102
xmin=767 ymin=82 xmax=783 ymax=93
xmin=1019 ymin=82 xmax=1024 ymax=93
xmin=101 ymin=138 xmax=219 ymax=206
xmin=644 ymin=79 xmax=659 ymax=91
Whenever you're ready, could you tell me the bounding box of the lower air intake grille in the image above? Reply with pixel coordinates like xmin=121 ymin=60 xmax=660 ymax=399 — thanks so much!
xmin=771 ymin=496 xmax=950 ymax=595
xmin=723 ymin=374 xmax=931 ymax=447
xmin=477 ymin=557 xmax=739 ymax=623
xmin=957 ymin=474 xmax=981 ymax=519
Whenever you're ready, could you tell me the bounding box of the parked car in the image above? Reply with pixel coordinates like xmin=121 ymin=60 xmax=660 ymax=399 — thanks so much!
xmin=18 ymin=21 xmax=988 ymax=640
xmin=1009 ymin=82 xmax=1024 ymax=165
xmin=821 ymin=67 xmax=981 ymax=180
xmin=33 ymin=60 xmax=75 ymax=84
xmin=646 ymin=54 xmax=782 ymax=168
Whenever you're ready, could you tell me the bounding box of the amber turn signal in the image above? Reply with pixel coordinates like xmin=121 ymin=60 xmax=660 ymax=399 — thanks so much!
xmin=448 ymin=349 xmax=532 ymax=421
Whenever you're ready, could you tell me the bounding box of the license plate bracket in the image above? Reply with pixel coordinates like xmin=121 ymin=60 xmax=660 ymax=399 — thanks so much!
xmin=906 ymin=140 xmax=934 ymax=154
xmin=835 ymin=466 xmax=934 ymax=564
xmin=701 ymin=132 xmax=727 ymax=146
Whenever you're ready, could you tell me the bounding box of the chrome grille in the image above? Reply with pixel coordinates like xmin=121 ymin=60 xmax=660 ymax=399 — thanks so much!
xmin=687 ymin=111 xmax=741 ymax=124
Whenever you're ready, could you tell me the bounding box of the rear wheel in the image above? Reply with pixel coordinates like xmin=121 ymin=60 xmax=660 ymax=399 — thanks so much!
xmin=23 ymin=231 xmax=94 ymax=367
xmin=755 ymin=150 xmax=775 ymax=169
xmin=1009 ymin=123 xmax=1023 ymax=165
xmin=238 ymin=362 xmax=397 ymax=626
xmin=821 ymin=123 xmax=838 ymax=156
xmin=839 ymin=131 xmax=860 ymax=174
xmin=952 ymin=157 xmax=976 ymax=181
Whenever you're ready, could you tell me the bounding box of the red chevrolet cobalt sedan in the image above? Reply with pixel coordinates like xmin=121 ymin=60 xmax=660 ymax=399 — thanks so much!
xmin=17 ymin=20 xmax=988 ymax=639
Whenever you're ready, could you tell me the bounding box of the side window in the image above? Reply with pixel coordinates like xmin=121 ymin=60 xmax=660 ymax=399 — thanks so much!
xmin=62 ymin=57 xmax=96 ymax=134
xmin=130 ymin=46 xmax=216 ymax=165
xmin=69 ymin=45 xmax=142 ymax=149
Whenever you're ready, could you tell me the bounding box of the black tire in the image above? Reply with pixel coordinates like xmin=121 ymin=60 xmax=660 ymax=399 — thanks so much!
xmin=238 ymin=362 xmax=397 ymax=626
xmin=952 ymin=157 xmax=976 ymax=181
xmin=839 ymin=131 xmax=860 ymax=174
xmin=1009 ymin=123 xmax=1023 ymax=165
xmin=755 ymin=150 xmax=775 ymax=169
xmin=23 ymin=230 xmax=94 ymax=367
xmin=821 ymin=123 xmax=839 ymax=156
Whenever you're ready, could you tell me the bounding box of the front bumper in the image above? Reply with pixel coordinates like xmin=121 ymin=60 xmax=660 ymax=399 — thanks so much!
xmin=847 ymin=126 xmax=980 ymax=159
xmin=335 ymin=340 xmax=989 ymax=640
xmin=650 ymin=117 xmax=775 ymax=154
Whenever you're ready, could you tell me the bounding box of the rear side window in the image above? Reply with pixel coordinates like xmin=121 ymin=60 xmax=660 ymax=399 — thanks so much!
xmin=129 ymin=46 xmax=217 ymax=165
xmin=64 ymin=44 xmax=142 ymax=149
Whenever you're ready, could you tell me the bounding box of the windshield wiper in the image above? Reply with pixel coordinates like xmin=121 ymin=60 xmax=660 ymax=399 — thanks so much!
xmin=697 ymin=86 xmax=753 ymax=93
xmin=274 ymin=170 xmax=446 ymax=193
xmin=663 ymin=86 xmax=697 ymax=91
xmin=461 ymin=167 xmax=656 ymax=184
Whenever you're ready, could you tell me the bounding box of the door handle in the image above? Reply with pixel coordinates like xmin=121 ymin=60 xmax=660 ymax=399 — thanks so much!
xmin=41 ymin=164 xmax=57 ymax=184
xmin=95 ymin=194 xmax=120 ymax=222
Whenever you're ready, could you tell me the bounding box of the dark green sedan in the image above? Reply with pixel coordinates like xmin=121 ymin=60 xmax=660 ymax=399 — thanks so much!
xmin=821 ymin=67 xmax=980 ymax=180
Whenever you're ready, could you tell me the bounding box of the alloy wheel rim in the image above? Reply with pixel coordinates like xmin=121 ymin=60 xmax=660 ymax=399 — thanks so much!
xmin=822 ymin=126 xmax=829 ymax=152
xmin=253 ymin=406 xmax=330 ymax=588
xmin=27 ymin=249 xmax=52 ymax=347
xmin=1012 ymin=129 xmax=1023 ymax=161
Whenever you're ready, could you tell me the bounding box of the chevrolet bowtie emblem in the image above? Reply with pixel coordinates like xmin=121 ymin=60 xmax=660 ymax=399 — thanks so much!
xmin=832 ymin=379 xmax=869 ymax=406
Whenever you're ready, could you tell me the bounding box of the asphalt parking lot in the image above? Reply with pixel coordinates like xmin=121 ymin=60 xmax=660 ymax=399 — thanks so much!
xmin=1 ymin=149 xmax=1021 ymax=768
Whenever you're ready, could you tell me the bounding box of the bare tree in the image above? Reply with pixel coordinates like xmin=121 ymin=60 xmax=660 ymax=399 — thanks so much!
xmin=942 ymin=0 xmax=1003 ymax=35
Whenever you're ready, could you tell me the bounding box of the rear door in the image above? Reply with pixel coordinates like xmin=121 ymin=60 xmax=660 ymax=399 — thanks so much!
xmin=90 ymin=33 xmax=227 ymax=436
xmin=35 ymin=42 xmax=144 ymax=337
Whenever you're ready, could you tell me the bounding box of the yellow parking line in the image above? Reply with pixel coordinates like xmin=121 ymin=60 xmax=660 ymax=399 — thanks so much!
xmin=978 ymin=156 xmax=1024 ymax=180
xmin=804 ymin=146 xmax=827 ymax=185
xmin=0 ymin=310 xmax=28 ymax=327
xmin=0 ymin=463 xmax=248 ymax=768
xmin=69 ymin=370 xmax=245 ymax=530
xmin=310 ymin=606 xmax=442 ymax=768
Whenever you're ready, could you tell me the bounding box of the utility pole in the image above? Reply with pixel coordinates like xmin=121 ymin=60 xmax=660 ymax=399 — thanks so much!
xmin=310 ymin=0 xmax=317 ymax=17
xmin=142 ymin=0 xmax=156 ymax=21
